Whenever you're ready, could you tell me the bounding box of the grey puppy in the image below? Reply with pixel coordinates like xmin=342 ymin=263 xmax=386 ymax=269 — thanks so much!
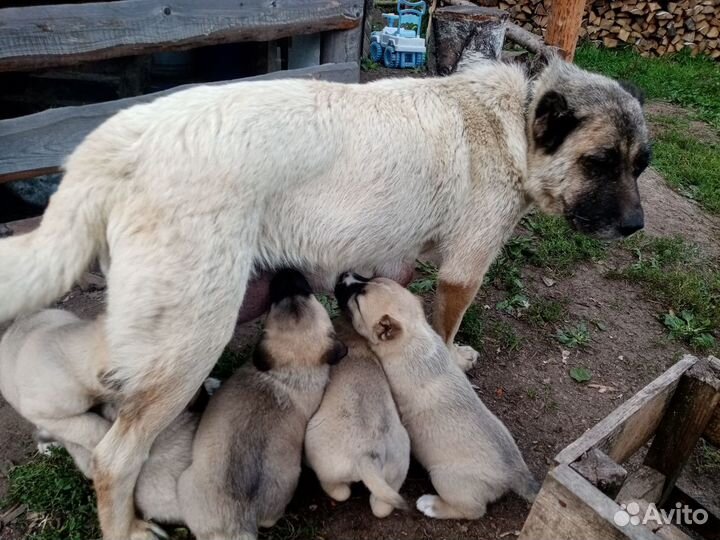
xmin=178 ymin=269 xmax=347 ymax=540
xmin=305 ymin=319 xmax=410 ymax=518
xmin=336 ymin=274 xmax=539 ymax=520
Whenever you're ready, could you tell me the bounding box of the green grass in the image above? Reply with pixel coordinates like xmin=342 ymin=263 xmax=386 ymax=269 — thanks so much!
xmin=556 ymin=322 xmax=591 ymax=349
xmin=524 ymin=215 xmax=608 ymax=271
xmin=317 ymin=293 xmax=340 ymax=319
xmin=527 ymin=297 xmax=568 ymax=327
xmin=575 ymin=44 xmax=720 ymax=130
xmin=649 ymin=115 xmax=720 ymax=214
xmin=2 ymin=448 xmax=100 ymax=540
xmin=457 ymin=302 xmax=485 ymax=350
xmin=611 ymin=233 xmax=719 ymax=352
xmin=408 ymin=260 xmax=438 ymax=294
xmin=696 ymin=439 xmax=720 ymax=475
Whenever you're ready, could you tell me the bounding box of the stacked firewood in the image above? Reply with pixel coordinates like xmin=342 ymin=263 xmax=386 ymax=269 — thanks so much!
xmin=496 ymin=0 xmax=720 ymax=59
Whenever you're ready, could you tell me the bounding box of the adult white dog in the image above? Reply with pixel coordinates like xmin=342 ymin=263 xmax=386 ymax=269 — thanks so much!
xmin=0 ymin=57 xmax=648 ymax=539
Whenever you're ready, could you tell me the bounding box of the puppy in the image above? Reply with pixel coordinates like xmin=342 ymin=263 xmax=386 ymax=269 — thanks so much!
xmin=0 ymin=57 xmax=648 ymax=538
xmin=336 ymin=274 xmax=539 ymax=520
xmin=177 ymin=269 xmax=346 ymax=540
xmin=305 ymin=319 xmax=410 ymax=518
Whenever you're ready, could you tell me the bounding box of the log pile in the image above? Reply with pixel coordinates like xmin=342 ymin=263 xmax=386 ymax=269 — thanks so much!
xmin=495 ymin=0 xmax=720 ymax=59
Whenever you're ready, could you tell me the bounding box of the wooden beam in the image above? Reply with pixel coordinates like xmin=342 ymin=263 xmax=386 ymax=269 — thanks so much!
xmin=644 ymin=356 xmax=720 ymax=505
xmin=555 ymin=356 xmax=698 ymax=466
xmin=0 ymin=0 xmax=363 ymax=73
xmin=545 ymin=0 xmax=586 ymax=61
xmin=0 ymin=62 xmax=359 ymax=183
xmin=519 ymin=464 xmax=657 ymax=540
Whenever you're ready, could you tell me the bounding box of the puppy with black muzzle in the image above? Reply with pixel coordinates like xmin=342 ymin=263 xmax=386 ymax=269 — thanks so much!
xmin=304 ymin=318 xmax=410 ymax=518
xmin=336 ymin=273 xmax=539 ymax=520
xmin=177 ymin=269 xmax=346 ymax=540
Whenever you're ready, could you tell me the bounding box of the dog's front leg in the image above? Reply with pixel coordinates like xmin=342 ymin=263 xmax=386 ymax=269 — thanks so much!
xmin=433 ymin=276 xmax=483 ymax=372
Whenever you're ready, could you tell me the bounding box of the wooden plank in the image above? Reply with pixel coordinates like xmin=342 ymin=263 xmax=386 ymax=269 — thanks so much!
xmin=555 ymin=356 xmax=698 ymax=466
xmin=519 ymin=464 xmax=657 ymax=540
xmin=320 ymin=25 xmax=363 ymax=64
xmin=0 ymin=0 xmax=363 ymax=72
xmin=0 ymin=62 xmax=359 ymax=183
xmin=545 ymin=0 xmax=586 ymax=60
xmin=644 ymin=356 xmax=720 ymax=505
xmin=616 ymin=466 xmax=665 ymax=505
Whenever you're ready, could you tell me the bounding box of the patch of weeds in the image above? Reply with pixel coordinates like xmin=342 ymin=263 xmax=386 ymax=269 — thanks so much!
xmin=524 ymin=214 xmax=607 ymax=272
xmin=569 ymin=366 xmax=593 ymax=383
xmin=260 ymin=514 xmax=319 ymax=540
xmin=457 ymin=303 xmax=485 ymax=349
xmin=317 ymin=293 xmax=339 ymax=319
xmin=526 ymin=387 xmax=538 ymax=399
xmin=611 ymin=233 xmax=719 ymax=352
xmin=408 ymin=260 xmax=438 ymax=294
xmin=696 ymin=439 xmax=720 ymax=475
xmin=527 ymin=297 xmax=568 ymax=326
xmin=496 ymin=293 xmax=530 ymax=316
xmin=212 ymin=345 xmax=252 ymax=380
xmin=3 ymin=448 xmax=99 ymax=540
xmin=663 ymin=310 xmax=716 ymax=352
xmin=360 ymin=57 xmax=381 ymax=71
xmin=556 ymin=322 xmax=591 ymax=349
xmin=487 ymin=320 xmax=522 ymax=351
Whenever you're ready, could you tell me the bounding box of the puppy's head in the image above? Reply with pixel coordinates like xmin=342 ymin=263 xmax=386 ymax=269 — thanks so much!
xmin=526 ymin=58 xmax=650 ymax=239
xmin=253 ymin=269 xmax=347 ymax=372
xmin=335 ymin=273 xmax=424 ymax=351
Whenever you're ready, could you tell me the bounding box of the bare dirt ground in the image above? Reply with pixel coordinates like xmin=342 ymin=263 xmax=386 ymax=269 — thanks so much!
xmin=1 ymin=100 xmax=719 ymax=538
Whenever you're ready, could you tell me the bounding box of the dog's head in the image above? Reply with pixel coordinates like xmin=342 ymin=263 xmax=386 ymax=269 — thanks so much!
xmin=335 ymin=273 xmax=424 ymax=352
xmin=253 ymin=269 xmax=347 ymax=371
xmin=526 ymin=59 xmax=650 ymax=239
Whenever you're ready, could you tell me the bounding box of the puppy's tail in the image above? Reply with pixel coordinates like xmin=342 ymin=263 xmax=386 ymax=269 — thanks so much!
xmin=0 ymin=174 xmax=106 ymax=322
xmin=513 ymin=468 xmax=541 ymax=503
xmin=358 ymin=455 xmax=408 ymax=512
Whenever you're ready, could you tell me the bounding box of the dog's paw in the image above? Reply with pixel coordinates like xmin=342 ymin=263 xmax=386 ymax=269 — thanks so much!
xmin=130 ymin=519 xmax=168 ymax=540
xmin=452 ymin=344 xmax=479 ymax=372
xmin=416 ymin=494 xmax=440 ymax=518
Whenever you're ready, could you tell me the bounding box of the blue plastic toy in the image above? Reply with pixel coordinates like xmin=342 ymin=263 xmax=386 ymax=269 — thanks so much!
xmin=370 ymin=0 xmax=427 ymax=69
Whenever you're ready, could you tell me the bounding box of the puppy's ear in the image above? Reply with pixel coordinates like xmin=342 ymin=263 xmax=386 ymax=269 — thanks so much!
xmin=618 ymin=80 xmax=645 ymax=105
xmin=373 ymin=314 xmax=402 ymax=342
xmin=533 ymin=90 xmax=580 ymax=154
xmin=252 ymin=343 xmax=272 ymax=372
xmin=324 ymin=339 xmax=348 ymax=365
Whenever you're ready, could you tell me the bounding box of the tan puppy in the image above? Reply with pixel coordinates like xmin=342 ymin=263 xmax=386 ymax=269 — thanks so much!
xmin=336 ymin=274 xmax=539 ymax=520
xmin=177 ymin=270 xmax=347 ymax=540
xmin=305 ymin=319 xmax=410 ymax=518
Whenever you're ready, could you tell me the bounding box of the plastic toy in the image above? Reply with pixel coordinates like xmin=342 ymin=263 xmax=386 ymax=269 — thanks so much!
xmin=370 ymin=0 xmax=427 ymax=69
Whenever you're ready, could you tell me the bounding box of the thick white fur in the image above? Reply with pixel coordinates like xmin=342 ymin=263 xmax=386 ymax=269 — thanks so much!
xmin=0 ymin=62 xmax=538 ymax=539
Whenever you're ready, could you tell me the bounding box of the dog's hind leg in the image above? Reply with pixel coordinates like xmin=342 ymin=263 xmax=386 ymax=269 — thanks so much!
xmin=416 ymin=494 xmax=483 ymax=520
xmin=91 ymin=222 xmax=255 ymax=540
xmin=34 ymin=412 xmax=111 ymax=458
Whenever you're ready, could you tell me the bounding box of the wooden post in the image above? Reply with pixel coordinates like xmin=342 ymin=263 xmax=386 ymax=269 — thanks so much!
xmin=545 ymin=0 xmax=586 ymax=61
xmin=644 ymin=357 xmax=720 ymax=505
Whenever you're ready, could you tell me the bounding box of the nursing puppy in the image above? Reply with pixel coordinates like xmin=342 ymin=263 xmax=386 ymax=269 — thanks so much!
xmin=305 ymin=319 xmax=410 ymax=518
xmin=178 ymin=269 xmax=347 ymax=540
xmin=336 ymin=274 xmax=539 ymax=520
xmin=0 ymin=57 xmax=648 ymax=538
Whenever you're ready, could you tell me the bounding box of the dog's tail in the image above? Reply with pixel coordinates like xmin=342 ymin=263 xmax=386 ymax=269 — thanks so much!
xmin=358 ymin=455 xmax=408 ymax=512
xmin=0 ymin=174 xmax=106 ymax=323
xmin=513 ymin=467 xmax=541 ymax=503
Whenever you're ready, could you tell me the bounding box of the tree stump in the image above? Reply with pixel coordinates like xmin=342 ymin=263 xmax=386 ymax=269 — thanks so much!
xmin=432 ymin=5 xmax=508 ymax=75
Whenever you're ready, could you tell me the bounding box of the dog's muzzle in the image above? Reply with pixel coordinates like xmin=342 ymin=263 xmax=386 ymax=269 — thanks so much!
xmin=268 ymin=269 xmax=313 ymax=304
xmin=334 ymin=272 xmax=371 ymax=310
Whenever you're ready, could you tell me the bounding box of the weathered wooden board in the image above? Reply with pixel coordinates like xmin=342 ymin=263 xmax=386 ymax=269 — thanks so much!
xmin=545 ymin=0 xmax=586 ymax=60
xmin=0 ymin=0 xmax=363 ymax=72
xmin=519 ymin=464 xmax=657 ymax=540
xmin=555 ymin=356 xmax=698 ymax=466
xmin=0 ymin=62 xmax=359 ymax=182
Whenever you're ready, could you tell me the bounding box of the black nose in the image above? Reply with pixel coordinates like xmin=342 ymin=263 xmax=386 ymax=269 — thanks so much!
xmin=269 ymin=269 xmax=312 ymax=304
xmin=618 ymin=207 xmax=644 ymax=237
xmin=334 ymin=272 xmax=370 ymax=310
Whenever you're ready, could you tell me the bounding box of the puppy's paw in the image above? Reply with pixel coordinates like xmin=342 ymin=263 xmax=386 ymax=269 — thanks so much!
xmin=130 ymin=519 xmax=168 ymax=540
xmin=203 ymin=377 xmax=222 ymax=395
xmin=416 ymin=494 xmax=440 ymax=518
xmin=452 ymin=344 xmax=479 ymax=372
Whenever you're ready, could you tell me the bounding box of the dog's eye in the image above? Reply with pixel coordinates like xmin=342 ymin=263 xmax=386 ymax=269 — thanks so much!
xmin=633 ymin=149 xmax=651 ymax=177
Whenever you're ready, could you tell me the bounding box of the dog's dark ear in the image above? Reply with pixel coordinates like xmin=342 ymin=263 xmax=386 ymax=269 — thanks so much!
xmin=252 ymin=343 xmax=272 ymax=371
xmin=324 ymin=339 xmax=348 ymax=365
xmin=373 ymin=315 xmax=402 ymax=342
xmin=618 ymin=80 xmax=645 ymax=105
xmin=533 ymin=90 xmax=580 ymax=154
